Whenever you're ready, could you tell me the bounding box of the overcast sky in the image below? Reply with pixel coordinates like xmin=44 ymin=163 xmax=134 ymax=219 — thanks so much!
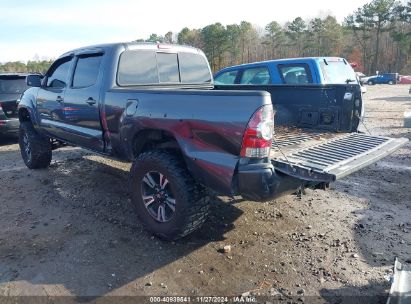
xmin=1 ymin=0 xmax=372 ymax=63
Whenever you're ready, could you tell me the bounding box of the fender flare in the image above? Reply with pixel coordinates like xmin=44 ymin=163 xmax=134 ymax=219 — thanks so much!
xmin=18 ymin=87 xmax=40 ymax=126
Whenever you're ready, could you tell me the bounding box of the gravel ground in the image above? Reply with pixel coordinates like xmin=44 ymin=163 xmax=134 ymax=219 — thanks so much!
xmin=0 ymin=85 xmax=409 ymax=303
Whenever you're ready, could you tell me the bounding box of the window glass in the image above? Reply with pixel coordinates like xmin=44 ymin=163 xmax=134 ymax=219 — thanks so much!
xmin=279 ymin=64 xmax=312 ymax=84
xmin=157 ymin=53 xmax=179 ymax=83
xmin=118 ymin=50 xmax=213 ymax=85
xmin=47 ymin=57 xmax=72 ymax=88
xmin=319 ymin=60 xmax=358 ymax=84
xmin=0 ymin=77 xmax=27 ymax=94
xmin=179 ymin=53 xmax=211 ymax=83
xmin=240 ymin=67 xmax=270 ymax=84
xmin=214 ymin=70 xmax=238 ymax=85
xmin=72 ymin=54 xmax=102 ymax=88
xmin=118 ymin=51 xmax=158 ymax=85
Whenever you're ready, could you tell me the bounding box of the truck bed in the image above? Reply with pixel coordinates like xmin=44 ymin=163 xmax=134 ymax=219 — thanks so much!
xmin=214 ymin=84 xmax=407 ymax=184
xmin=271 ymin=127 xmax=338 ymax=153
xmin=270 ymin=127 xmax=407 ymax=182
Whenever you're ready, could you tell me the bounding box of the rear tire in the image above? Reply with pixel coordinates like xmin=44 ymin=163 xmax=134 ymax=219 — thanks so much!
xmin=388 ymin=80 xmax=394 ymax=85
xmin=130 ymin=150 xmax=210 ymax=240
xmin=19 ymin=121 xmax=52 ymax=169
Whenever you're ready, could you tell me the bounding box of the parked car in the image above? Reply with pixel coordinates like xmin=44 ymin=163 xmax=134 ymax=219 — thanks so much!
xmin=214 ymin=57 xmax=360 ymax=86
xmin=366 ymin=73 xmax=399 ymax=85
xmin=399 ymin=75 xmax=411 ymax=84
xmin=18 ymin=43 xmax=408 ymax=240
xmin=0 ymin=73 xmax=31 ymax=135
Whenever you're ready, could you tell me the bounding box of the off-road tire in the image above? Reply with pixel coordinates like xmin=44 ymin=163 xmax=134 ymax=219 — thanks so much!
xmin=130 ymin=150 xmax=210 ymax=240
xmin=19 ymin=121 xmax=52 ymax=169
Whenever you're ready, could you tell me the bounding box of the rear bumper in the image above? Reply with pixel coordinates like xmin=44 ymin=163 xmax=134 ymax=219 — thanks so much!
xmin=236 ymin=162 xmax=303 ymax=202
xmin=235 ymin=133 xmax=408 ymax=202
xmin=0 ymin=118 xmax=19 ymax=134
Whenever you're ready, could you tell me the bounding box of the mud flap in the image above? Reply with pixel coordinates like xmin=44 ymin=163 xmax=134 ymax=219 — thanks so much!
xmin=271 ymin=133 xmax=408 ymax=183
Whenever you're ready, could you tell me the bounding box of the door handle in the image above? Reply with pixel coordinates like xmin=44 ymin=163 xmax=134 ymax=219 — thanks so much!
xmin=56 ymin=96 xmax=64 ymax=103
xmin=85 ymin=97 xmax=97 ymax=106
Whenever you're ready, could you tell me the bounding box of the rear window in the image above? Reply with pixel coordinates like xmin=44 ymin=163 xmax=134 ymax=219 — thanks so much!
xmin=117 ymin=50 xmax=211 ymax=86
xmin=157 ymin=53 xmax=180 ymax=83
xmin=278 ymin=64 xmax=312 ymax=84
xmin=319 ymin=59 xmax=358 ymax=84
xmin=0 ymin=77 xmax=27 ymax=94
xmin=179 ymin=52 xmax=211 ymax=83
xmin=72 ymin=54 xmax=102 ymax=88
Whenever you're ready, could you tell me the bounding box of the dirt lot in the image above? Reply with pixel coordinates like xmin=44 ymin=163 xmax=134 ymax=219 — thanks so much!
xmin=0 ymin=85 xmax=409 ymax=303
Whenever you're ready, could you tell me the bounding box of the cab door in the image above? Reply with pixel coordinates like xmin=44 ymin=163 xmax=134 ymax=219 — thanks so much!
xmin=62 ymin=52 xmax=104 ymax=151
xmin=36 ymin=56 xmax=74 ymax=139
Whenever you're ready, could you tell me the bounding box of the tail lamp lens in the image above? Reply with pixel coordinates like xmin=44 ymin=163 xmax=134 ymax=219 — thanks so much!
xmin=240 ymin=105 xmax=274 ymax=158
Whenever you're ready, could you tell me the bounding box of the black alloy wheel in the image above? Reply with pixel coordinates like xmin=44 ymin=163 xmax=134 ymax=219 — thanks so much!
xmin=141 ymin=171 xmax=176 ymax=222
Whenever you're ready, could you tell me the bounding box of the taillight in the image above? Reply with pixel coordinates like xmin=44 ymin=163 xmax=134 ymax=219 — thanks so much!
xmin=240 ymin=105 xmax=274 ymax=158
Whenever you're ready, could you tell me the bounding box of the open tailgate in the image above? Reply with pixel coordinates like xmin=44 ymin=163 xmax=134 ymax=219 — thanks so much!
xmin=271 ymin=132 xmax=408 ymax=183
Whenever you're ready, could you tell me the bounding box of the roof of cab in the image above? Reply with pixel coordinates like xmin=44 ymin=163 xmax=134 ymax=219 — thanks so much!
xmin=216 ymin=57 xmax=346 ymax=73
xmin=58 ymin=42 xmax=205 ymax=59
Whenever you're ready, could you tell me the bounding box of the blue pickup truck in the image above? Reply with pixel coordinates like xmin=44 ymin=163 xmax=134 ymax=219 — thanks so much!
xmin=214 ymin=57 xmax=360 ymax=86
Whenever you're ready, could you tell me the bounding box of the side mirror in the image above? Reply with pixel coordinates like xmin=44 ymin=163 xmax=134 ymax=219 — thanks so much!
xmin=26 ymin=74 xmax=42 ymax=87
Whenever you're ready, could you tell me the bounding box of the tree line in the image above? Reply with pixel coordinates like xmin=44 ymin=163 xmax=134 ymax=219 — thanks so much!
xmin=0 ymin=60 xmax=54 ymax=74
xmin=142 ymin=0 xmax=411 ymax=75
xmin=1 ymin=0 xmax=409 ymax=76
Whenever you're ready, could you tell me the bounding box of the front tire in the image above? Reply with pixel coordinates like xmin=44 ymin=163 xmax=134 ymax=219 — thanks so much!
xmin=368 ymin=80 xmax=374 ymax=85
xmin=19 ymin=121 xmax=52 ymax=169
xmin=130 ymin=150 xmax=210 ymax=240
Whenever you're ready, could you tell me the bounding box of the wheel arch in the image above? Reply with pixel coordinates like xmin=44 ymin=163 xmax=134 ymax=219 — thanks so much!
xmin=18 ymin=87 xmax=40 ymax=125
xmin=131 ymin=129 xmax=182 ymax=158
xmin=129 ymin=126 xmax=238 ymax=196
xmin=18 ymin=107 xmax=31 ymax=122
